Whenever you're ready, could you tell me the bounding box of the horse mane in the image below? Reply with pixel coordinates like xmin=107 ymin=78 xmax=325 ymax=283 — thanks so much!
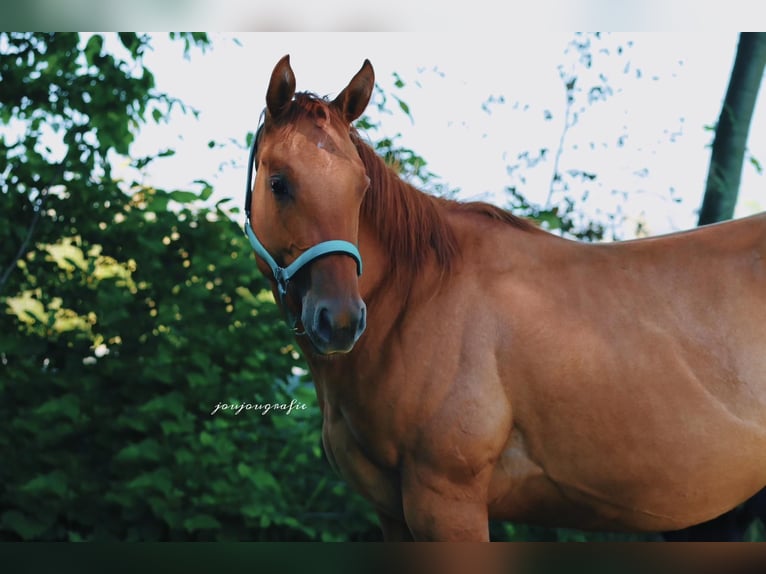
xmin=350 ymin=129 xmax=539 ymax=277
xmin=282 ymin=93 xmax=539 ymax=278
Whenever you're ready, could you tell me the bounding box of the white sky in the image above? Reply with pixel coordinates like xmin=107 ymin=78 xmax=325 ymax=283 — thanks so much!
xmin=130 ymin=32 xmax=765 ymax=240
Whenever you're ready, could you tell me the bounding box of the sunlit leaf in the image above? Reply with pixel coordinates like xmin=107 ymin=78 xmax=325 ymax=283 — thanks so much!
xmin=169 ymin=190 xmax=199 ymax=204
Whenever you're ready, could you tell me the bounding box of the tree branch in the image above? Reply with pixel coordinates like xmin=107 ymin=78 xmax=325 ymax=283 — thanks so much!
xmin=0 ymin=187 xmax=48 ymax=296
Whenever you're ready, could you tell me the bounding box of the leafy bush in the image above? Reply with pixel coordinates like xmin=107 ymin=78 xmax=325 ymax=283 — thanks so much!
xmin=0 ymin=186 xmax=381 ymax=541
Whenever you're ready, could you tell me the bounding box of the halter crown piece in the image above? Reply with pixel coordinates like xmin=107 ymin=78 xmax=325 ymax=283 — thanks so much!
xmin=243 ymin=114 xmax=363 ymax=324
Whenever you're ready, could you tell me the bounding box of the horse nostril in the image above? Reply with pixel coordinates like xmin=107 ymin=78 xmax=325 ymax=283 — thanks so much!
xmin=357 ymin=302 xmax=367 ymax=336
xmin=316 ymin=305 xmax=334 ymax=343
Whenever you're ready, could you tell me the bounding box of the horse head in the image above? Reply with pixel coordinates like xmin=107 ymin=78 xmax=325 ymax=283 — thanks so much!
xmin=245 ymin=55 xmax=374 ymax=355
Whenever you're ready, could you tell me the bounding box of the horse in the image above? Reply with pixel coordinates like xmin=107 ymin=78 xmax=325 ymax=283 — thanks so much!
xmin=243 ymin=54 xmax=766 ymax=541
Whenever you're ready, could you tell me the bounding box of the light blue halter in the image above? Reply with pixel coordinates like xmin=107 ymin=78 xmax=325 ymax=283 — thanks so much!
xmin=243 ymin=117 xmax=363 ymax=314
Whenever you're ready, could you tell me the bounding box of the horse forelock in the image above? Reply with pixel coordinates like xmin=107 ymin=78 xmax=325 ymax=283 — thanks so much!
xmin=265 ymin=92 xmax=342 ymax=136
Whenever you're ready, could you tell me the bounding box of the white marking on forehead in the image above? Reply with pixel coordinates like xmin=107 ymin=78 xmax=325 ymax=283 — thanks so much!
xmin=314 ymin=127 xmax=336 ymax=152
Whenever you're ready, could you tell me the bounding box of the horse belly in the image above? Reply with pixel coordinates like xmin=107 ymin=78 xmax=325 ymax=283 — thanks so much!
xmin=489 ymin=331 xmax=766 ymax=531
xmin=488 ymin=417 xmax=766 ymax=532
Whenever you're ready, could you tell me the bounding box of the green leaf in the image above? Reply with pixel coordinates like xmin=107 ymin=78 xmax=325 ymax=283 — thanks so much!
xmin=117 ymin=33 xmax=142 ymax=59
xmin=534 ymin=210 xmax=564 ymax=230
xmin=21 ymin=471 xmax=69 ymax=498
xmin=1 ymin=511 xmax=49 ymax=540
xmin=169 ymin=190 xmax=199 ymax=204
xmin=35 ymin=394 xmax=80 ymax=421
xmin=146 ymin=193 xmax=170 ymax=213
xmin=161 ymin=420 xmax=189 ymax=435
xmin=114 ymin=438 xmax=163 ymax=463
xmin=138 ymin=392 xmax=185 ymax=417
xmin=250 ymin=468 xmax=280 ymax=492
xmin=6 ymin=292 xmax=49 ymax=325
xmin=183 ymin=515 xmax=221 ymax=531
xmin=84 ymin=34 xmax=103 ymax=67
xmin=127 ymin=470 xmax=172 ymax=495
xmin=187 ymin=372 xmax=209 ymax=388
xmin=199 ymin=431 xmax=214 ymax=446
xmin=199 ymin=183 xmax=213 ymax=201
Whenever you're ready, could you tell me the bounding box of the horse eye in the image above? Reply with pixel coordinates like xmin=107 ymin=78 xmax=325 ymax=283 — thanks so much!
xmin=269 ymin=175 xmax=289 ymax=198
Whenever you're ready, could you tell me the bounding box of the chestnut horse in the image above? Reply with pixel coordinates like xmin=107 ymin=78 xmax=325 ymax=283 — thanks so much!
xmin=244 ymin=55 xmax=766 ymax=541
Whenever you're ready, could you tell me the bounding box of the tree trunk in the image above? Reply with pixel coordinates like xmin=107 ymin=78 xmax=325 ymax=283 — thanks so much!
xmin=697 ymin=33 xmax=766 ymax=226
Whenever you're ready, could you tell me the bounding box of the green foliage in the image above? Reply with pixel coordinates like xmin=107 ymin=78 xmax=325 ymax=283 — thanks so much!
xmin=506 ymin=186 xmax=606 ymax=242
xmin=1 ymin=186 xmax=379 ymax=541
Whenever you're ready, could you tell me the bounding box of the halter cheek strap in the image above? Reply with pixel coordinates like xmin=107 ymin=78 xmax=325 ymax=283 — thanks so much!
xmin=242 ymin=113 xmax=363 ymax=324
xmin=244 ymin=219 xmax=362 ymax=304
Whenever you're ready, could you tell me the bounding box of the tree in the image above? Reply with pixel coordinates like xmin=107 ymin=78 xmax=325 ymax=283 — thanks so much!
xmin=502 ymin=33 xmax=652 ymax=242
xmin=697 ymin=32 xmax=766 ymax=226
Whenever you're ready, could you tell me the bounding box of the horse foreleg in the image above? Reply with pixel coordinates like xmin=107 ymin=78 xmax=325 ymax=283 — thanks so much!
xmin=401 ymin=467 xmax=491 ymax=541
xmin=377 ymin=511 xmax=414 ymax=541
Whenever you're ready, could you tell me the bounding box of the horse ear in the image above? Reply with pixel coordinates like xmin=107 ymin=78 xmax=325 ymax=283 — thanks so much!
xmin=332 ymin=59 xmax=375 ymax=124
xmin=266 ymin=54 xmax=296 ymax=120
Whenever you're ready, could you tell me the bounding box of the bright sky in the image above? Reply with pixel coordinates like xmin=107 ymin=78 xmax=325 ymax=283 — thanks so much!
xmin=130 ymin=32 xmax=765 ymax=240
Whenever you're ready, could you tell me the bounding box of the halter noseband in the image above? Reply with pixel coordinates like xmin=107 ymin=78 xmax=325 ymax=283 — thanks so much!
xmin=243 ymin=114 xmax=363 ymax=326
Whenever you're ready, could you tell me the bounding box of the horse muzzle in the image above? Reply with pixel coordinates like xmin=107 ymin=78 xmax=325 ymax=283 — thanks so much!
xmin=303 ymin=295 xmax=367 ymax=355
